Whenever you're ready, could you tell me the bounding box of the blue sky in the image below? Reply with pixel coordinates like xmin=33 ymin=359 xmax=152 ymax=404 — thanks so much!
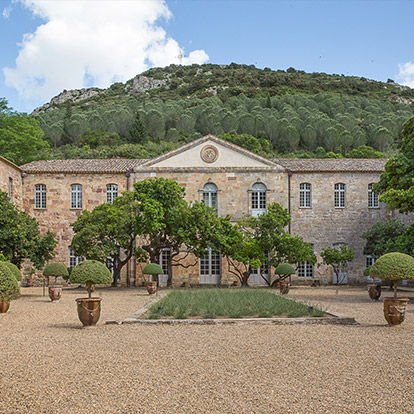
xmin=1 ymin=0 xmax=414 ymax=113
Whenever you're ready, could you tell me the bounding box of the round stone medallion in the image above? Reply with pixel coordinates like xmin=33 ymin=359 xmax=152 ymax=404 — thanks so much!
xmin=200 ymin=145 xmax=219 ymax=163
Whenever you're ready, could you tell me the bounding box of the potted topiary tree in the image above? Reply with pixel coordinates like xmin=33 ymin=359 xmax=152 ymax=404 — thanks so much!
xmin=0 ymin=262 xmax=20 ymax=313
xmin=69 ymin=260 xmax=112 ymax=326
xmin=142 ymin=263 xmax=164 ymax=294
xmin=3 ymin=262 xmax=22 ymax=285
xmin=43 ymin=262 xmax=69 ymax=302
xmin=274 ymin=263 xmax=296 ymax=294
xmin=370 ymin=252 xmax=414 ymax=325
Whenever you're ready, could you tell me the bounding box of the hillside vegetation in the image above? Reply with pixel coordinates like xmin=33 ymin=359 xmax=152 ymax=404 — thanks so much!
xmin=17 ymin=64 xmax=414 ymax=162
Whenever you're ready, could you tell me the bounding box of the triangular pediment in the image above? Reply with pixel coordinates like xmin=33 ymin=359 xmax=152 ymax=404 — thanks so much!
xmin=138 ymin=135 xmax=284 ymax=170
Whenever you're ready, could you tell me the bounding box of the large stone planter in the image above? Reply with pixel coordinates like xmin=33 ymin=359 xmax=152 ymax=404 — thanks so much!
xmin=48 ymin=285 xmax=62 ymax=302
xmin=383 ymin=297 xmax=409 ymax=325
xmin=76 ymin=298 xmax=102 ymax=326
xmin=368 ymin=284 xmax=381 ymax=301
xmin=0 ymin=298 xmax=10 ymax=313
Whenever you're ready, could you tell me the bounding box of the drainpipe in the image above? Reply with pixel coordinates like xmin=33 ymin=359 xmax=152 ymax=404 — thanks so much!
xmin=287 ymin=169 xmax=292 ymax=234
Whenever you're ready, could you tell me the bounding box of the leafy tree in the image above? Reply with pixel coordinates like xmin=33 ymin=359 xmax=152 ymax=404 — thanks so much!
xmin=320 ymin=245 xmax=355 ymax=289
xmin=71 ymin=192 xmax=143 ymax=286
xmin=78 ymin=130 xmax=121 ymax=149
xmin=213 ymin=203 xmax=316 ymax=286
xmin=0 ymin=190 xmax=56 ymax=269
xmin=133 ymin=178 xmax=218 ymax=286
xmin=394 ymin=224 xmax=414 ymax=256
xmin=375 ymin=116 xmax=414 ymax=213
xmin=0 ymin=98 xmax=49 ymax=165
xmin=345 ymin=145 xmax=384 ymax=159
xmin=361 ymin=218 xmax=406 ymax=259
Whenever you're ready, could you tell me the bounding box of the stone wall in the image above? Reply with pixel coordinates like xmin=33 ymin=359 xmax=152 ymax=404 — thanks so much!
xmin=22 ymin=172 xmax=129 ymax=280
xmin=0 ymin=156 xmax=23 ymax=209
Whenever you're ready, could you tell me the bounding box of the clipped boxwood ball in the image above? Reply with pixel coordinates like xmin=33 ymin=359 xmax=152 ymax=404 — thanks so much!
xmin=275 ymin=263 xmax=296 ymax=275
xmin=43 ymin=262 xmax=69 ymax=279
xmin=370 ymin=252 xmax=414 ymax=282
xmin=0 ymin=262 xmax=20 ymax=300
xmin=142 ymin=263 xmax=164 ymax=275
xmin=4 ymin=262 xmax=22 ymax=281
xmin=69 ymin=260 xmax=112 ymax=285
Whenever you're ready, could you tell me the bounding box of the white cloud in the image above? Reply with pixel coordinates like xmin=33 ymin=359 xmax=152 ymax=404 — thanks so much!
xmin=396 ymin=61 xmax=414 ymax=88
xmin=3 ymin=0 xmax=209 ymax=109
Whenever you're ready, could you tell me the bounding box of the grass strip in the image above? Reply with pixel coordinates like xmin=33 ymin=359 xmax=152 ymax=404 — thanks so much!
xmin=147 ymin=288 xmax=325 ymax=320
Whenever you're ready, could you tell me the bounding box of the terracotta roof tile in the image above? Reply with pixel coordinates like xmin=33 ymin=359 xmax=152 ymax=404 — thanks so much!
xmin=272 ymin=158 xmax=387 ymax=172
xmin=21 ymin=159 xmax=146 ymax=174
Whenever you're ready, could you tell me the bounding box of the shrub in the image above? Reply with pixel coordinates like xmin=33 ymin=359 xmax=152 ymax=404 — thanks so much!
xmin=370 ymin=252 xmax=414 ymax=297
xmin=142 ymin=263 xmax=164 ymax=275
xmin=3 ymin=262 xmax=22 ymax=281
xmin=43 ymin=262 xmax=69 ymax=281
xmin=70 ymin=260 xmax=112 ymax=297
xmin=0 ymin=262 xmax=20 ymax=300
xmin=275 ymin=263 xmax=296 ymax=275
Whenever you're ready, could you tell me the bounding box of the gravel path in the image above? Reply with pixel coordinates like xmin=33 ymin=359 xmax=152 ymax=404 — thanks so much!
xmin=0 ymin=285 xmax=413 ymax=414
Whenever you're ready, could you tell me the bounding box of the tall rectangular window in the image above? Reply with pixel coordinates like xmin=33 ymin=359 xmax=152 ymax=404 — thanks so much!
xmin=160 ymin=248 xmax=171 ymax=276
xmin=299 ymin=183 xmax=311 ymax=208
xmin=334 ymin=183 xmax=346 ymax=208
xmin=368 ymin=183 xmax=379 ymax=208
xmin=202 ymin=183 xmax=218 ymax=215
xmin=68 ymin=247 xmax=84 ymax=269
xmin=106 ymin=184 xmax=118 ymax=203
xmin=71 ymin=184 xmax=82 ymax=209
xmin=298 ymin=244 xmax=314 ymax=278
xmin=35 ymin=184 xmax=46 ymax=209
xmin=251 ymin=183 xmax=267 ymax=217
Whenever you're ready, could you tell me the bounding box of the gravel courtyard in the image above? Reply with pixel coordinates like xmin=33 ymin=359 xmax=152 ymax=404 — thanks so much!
xmin=0 ymin=285 xmax=413 ymax=414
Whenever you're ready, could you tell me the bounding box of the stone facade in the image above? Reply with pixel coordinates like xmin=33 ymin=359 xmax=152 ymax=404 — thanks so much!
xmin=1 ymin=135 xmax=412 ymax=286
xmin=0 ymin=156 xmax=23 ymax=209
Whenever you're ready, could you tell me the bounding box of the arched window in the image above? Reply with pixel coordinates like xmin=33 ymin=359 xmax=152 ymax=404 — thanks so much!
xmin=368 ymin=183 xmax=379 ymax=208
xmin=106 ymin=184 xmax=118 ymax=203
xmin=251 ymin=183 xmax=267 ymax=217
xmin=203 ymin=183 xmax=218 ymax=213
xmin=71 ymin=184 xmax=82 ymax=209
xmin=35 ymin=184 xmax=46 ymax=209
xmin=334 ymin=183 xmax=346 ymax=208
xmin=299 ymin=183 xmax=311 ymax=208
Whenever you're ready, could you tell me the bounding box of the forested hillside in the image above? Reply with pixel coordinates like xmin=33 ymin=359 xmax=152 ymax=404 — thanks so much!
xmin=9 ymin=64 xmax=414 ymax=163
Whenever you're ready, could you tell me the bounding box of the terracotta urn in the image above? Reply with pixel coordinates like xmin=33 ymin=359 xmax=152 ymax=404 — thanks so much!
xmin=48 ymin=286 xmax=62 ymax=302
xmin=367 ymin=284 xmax=381 ymax=301
xmin=279 ymin=281 xmax=290 ymax=294
xmin=383 ymin=297 xmax=410 ymax=325
xmin=146 ymin=281 xmax=157 ymax=295
xmin=76 ymin=298 xmax=102 ymax=326
xmin=0 ymin=298 xmax=10 ymax=313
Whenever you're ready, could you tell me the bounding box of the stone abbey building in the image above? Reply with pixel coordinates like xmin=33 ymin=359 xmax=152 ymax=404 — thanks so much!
xmin=0 ymin=135 xmax=403 ymax=286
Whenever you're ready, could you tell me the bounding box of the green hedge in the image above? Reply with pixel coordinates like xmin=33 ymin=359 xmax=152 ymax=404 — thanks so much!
xmin=0 ymin=262 xmax=20 ymax=300
xmin=43 ymin=262 xmax=69 ymax=278
xmin=4 ymin=262 xmax=22 ymax=281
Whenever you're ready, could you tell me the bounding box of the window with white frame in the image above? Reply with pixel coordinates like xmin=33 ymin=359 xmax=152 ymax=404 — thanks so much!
xmin=106 ymin=184 xmax=118 ymax=203
xmin=203 ymin=183 xmax=218 ymax=213
xmin=298 ymin=244 xmax=314 ymax=278
xmin=68 ymin=247 xmax=84 ymax=270
xmin=71 ymin=184 xmax=82 ymax=209
xmin=251 ymin=183 xmax=267 ymax=217
xmin=35 ymin=184 xmax=46 ymax=209
xmin=299 ymin=183 xmax=311 ymax=208
xmin=334 ymin=183 xmax=346 ymax=208
xmin=368 ymin=183 xmax=379 ymax=208
xmin=366 ymin=255 xmax=375 ymax=268
xmin=159 ymin=248 xmax=171 ymax=276
xmin=200 ymin=248 xmax=221 ymax=277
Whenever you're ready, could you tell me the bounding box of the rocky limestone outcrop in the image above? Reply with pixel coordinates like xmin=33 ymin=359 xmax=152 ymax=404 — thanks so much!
xmin=125 ymin=75 xmax=170 ymax=94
